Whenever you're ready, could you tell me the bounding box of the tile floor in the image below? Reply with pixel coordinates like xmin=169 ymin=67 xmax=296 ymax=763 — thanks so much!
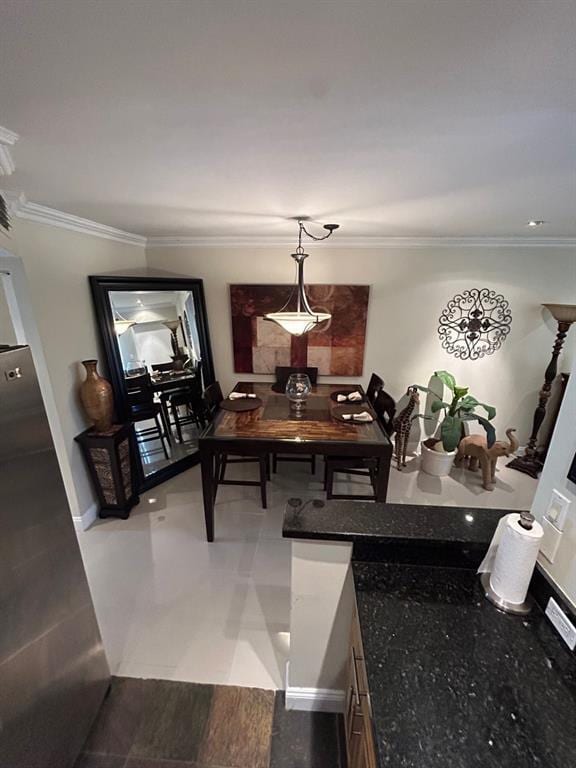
xmin=77 ymin=453 xmax=537 ymax=689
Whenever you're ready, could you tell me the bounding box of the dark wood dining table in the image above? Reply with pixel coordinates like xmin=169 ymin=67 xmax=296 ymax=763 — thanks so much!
xmin=199 ymin=381 xmax=393 ymax=542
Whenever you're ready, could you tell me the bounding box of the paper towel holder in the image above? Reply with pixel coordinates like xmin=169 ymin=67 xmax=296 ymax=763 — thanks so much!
xmin=480 ymin=572 xmax=533 ymax=615
xmin=479 ymin=511 xmax=537 ymax=616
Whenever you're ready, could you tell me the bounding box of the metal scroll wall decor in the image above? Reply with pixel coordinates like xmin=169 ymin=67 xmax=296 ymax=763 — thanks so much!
xmin=438 ymin=288 xmax=512 ymax=360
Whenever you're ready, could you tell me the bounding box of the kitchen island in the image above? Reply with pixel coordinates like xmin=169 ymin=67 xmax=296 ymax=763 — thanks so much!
xmin=283 ymin=499 xmax=576 ymax=768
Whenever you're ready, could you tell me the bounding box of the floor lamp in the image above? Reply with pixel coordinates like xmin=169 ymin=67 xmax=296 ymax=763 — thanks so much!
xmin=508 ymin=303 xmax=576 ymax=478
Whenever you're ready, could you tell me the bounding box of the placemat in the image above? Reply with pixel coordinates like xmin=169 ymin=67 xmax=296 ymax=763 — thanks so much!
xmin=220 ymin=397 xmax=263 ymax=412
xmin=332 ymin=404 xmax=374 ymax=424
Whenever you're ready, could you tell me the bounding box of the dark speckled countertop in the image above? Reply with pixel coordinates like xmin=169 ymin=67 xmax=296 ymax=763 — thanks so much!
xmin=283 ymin=498 xmax=511 ymax=567
xmin=353 ymin=562 xmax=576 ymax=768
xmin=282 ymin=500 xmax=576 ymax=767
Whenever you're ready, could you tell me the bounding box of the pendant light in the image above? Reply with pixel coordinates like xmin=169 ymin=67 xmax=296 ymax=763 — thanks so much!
xmin=113 ymin=307 xmax=135 ymax=336
xmin=265 ymin=219 xmax=339 ymax=336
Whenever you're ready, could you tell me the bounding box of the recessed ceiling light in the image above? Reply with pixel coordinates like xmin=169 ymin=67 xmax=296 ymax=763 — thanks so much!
xmin=527 ymin=220 xmax=546 ymax=227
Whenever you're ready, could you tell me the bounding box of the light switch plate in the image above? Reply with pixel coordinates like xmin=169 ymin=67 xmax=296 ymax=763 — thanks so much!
xmin=539 ymin=518 xmax=562 ymax=563
xmin=545 ymin=597 xmax=576 ymax=651
xmin=545 ymin=489 xmax=571 ymax=532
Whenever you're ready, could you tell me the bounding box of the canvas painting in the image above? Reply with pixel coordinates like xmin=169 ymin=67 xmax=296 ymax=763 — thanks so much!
xmin=230 ymin=284 xmax=370 ymax=376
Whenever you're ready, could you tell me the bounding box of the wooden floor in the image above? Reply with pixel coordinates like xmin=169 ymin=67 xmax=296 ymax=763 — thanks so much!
xmin=75 ymin=678 xmax=343 ymax=768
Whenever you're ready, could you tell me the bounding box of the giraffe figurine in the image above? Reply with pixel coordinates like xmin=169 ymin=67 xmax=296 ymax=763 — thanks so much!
xmin=392 ymin=386 xmax=420 ymax=470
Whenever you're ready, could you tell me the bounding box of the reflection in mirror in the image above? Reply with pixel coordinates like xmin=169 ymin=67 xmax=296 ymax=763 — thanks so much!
xmin=110 ymin=290 xmax=207 ymax=477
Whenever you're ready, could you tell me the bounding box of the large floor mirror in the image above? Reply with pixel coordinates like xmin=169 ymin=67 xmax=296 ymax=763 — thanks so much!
xmin=90 ymin=275 xmax=215 ymax=490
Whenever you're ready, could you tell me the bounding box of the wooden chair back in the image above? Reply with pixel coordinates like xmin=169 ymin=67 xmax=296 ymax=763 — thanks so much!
xmin=366 ymin=373 xmax=384 ymax=405
xmin=275 ymin=366 xmax=319 ymax=388
xmin=125 ymin=373 xmax=155 ymax=408
xmin=204 ymin=381 xmax=224 ymax=415
xmin=373 ymin=388 xmax=396 ymax=436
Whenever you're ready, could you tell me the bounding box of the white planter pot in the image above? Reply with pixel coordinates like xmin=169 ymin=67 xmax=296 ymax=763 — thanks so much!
xmin=420 ymin=440 xmax=456 ymax=477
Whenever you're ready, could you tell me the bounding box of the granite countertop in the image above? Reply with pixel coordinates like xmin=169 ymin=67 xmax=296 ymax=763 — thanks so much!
xmin=283 ymin=498 xmax=512 ymax=567
xmin=353 ymin=561 xmax=576 ymax=768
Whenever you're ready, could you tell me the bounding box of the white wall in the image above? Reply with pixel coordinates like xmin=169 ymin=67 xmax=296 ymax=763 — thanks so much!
xmin=1 ymin=220 xmax=146 ymax=524
xmin=289 ymin=540 xmax=354 ymax=709
xmin=146 ymin=245 xmax=576 ymax=445
xmin=532 ymin=355 xmax=576 ymax=608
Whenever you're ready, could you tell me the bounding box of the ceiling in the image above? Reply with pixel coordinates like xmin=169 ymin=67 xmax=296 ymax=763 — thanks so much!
xmin=110 ymin=290 xmax=181 ymax=310
xmin=1 ymin=0 xmax=574 ymax=239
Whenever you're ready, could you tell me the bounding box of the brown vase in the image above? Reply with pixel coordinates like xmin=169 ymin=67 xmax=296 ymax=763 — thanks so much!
xmin=80 ymin=359 xmax=114 ymax=433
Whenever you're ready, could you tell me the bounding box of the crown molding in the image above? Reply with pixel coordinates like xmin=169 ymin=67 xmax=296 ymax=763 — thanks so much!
xmin=147 ymin=234 xmax=576 ymax=248
xmin=1 ymin=192 xmax=574 ymax=249
xmin=0 ymin=126 xmax=19 ymax=146
xmin=0 ymin=125 xmax=19 ymax=176
xmin=5 ymin=194 xmax=146 ymax=247
xmin=0 ymin=146 xmax=16 ymax=176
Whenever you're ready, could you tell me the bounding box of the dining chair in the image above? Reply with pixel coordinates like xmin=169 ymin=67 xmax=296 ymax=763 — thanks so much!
xmin=274 ymin=365 xmax=318 ymax=389
xmin=366 ymin=372 xmax=384 ymax=406
xmin=125 ymin=373 xmax=171 ymax=460
xmin=204 ymin=381 xmax=268 ymax=508
xmin=324 ymin=388 xmax=396 ymax=500
xmin=272 ymin=365 xmax=318 ymax=474
xmin=167 ymin=370 xmax=206 ymax=442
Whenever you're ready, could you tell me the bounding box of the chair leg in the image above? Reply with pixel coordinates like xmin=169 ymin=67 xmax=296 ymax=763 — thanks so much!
xmin=266 ymin=455 xmax=271 ymax=480
xmin=272 ymin=453 xmax=278 ymax=474
xmin=211 ymin=454 xmax=221 ymax=504
xmin=219 ymin=455 xmax=228 ymax=482
xmin=160 ymin=405 xmax=172 ymax=446
xmin=326 ymin=464 xmax=335 ymax=500
xmin=155 ymin=414 xmax=170 ymax=460
xmin=171 ymin=402 xmax=183 ymax=442
xmin=323 ymin=460 xmax=328 ymax=490
xmin=259 ymin=456 xmax=268 ymax=509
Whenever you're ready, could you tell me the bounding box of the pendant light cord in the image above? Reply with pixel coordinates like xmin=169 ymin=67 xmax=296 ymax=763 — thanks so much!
xmin=296 ymin=219 xmax=337 ymax=252
xmin=270 ymin=218 xmax=339 ymax=315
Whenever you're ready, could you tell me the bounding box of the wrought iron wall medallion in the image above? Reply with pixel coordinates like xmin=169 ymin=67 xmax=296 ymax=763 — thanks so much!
xmin=438 ymin=288 xmax=512 ymax=360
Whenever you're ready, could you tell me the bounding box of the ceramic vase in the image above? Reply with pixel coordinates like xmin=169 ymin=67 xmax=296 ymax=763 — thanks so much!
xmin=80 ymin=359 xmax=114 ymax=433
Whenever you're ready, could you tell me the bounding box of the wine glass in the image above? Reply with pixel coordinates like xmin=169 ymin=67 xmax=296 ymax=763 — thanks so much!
xmin=285 ymin=373 xmax=312 ymax=413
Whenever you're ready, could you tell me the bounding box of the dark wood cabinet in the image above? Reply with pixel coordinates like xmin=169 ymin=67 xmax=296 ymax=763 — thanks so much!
xmin=345 ymin=604 xmax=378 ymax=768
xmin=76 ymin=423 xmax=139 ymax=519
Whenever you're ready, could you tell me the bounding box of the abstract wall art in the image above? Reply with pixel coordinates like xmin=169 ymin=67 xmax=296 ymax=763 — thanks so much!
xmin=230 ymin=284 xmax=370 ymax=376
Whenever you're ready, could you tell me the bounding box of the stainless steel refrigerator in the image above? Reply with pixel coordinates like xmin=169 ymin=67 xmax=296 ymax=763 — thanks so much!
xmin=0 ymin=346 xmax=109 ymax=767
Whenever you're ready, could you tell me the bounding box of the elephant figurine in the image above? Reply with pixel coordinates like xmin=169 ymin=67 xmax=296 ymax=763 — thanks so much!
xmin=455 ymin=428 xmax=519 ymax=491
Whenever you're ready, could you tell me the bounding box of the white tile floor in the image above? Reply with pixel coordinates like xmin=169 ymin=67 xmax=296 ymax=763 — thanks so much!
xmin=77 ymin=453 xmax=537 ymax=690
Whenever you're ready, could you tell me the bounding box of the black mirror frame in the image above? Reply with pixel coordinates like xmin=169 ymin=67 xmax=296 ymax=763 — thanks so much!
xmin=89 ymin=274 xmax=216 ymax=491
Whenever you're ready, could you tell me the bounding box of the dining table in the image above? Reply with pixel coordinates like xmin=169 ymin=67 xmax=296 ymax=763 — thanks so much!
xmin=149 ymin=370 xmax=196 ymax=392
xmin=199 ymin=381 xmax=393 ymax=542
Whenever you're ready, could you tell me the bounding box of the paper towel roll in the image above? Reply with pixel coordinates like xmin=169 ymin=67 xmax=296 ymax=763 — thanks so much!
xmin=489 ymin=514 xmax=543 ymax=605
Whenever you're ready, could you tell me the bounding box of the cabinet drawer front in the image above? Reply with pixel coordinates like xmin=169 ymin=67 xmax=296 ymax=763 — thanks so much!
xmin=346 ymin=601 xmax=378 ymax=768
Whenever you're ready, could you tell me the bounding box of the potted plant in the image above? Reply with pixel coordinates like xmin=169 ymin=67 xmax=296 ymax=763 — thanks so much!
xmin=416 ymin=370 xmax=496 ymax=477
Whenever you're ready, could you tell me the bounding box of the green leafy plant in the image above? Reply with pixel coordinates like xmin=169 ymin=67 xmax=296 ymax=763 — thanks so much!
xmin=415 ymin=370 xmax=496 ymax=452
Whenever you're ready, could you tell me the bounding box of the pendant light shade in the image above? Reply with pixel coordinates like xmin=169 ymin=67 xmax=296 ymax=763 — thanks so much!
xmin=114 ymin=320 xmax=135 ymax=336
xmin=265 ymin=220 xmax=339 ymax=336
xmin=265 ymin=310 xmax=332 ymax=336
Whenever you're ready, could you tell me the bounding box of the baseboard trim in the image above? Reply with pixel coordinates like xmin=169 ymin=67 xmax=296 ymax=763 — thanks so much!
xmin=73 ymin=502 xmax=98 ymax=532
xmin=285 ymin=685 xmax=346 ymax=713
xmin=285 ymin=663 xmax=345 ymax=713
